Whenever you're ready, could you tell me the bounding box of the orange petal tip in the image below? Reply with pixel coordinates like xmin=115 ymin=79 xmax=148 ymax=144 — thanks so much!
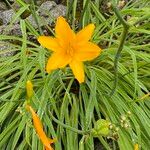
xmin=57 ymin=16 xmax=65 ymax=20
xmin=90 ymin=24 xmax=95 ymax=29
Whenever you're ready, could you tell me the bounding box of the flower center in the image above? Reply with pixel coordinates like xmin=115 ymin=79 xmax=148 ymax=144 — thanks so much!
xmin=66 ymin=43 xmax=74 ymax=57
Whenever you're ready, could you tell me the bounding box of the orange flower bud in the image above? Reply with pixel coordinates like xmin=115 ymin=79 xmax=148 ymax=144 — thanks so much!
xmin=26 ymin=105 xmax=55 ymax=150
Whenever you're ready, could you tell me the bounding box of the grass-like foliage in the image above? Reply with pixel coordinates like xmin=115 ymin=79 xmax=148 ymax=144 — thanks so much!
xmin=0 ymin=0 xmax=150 ymax=149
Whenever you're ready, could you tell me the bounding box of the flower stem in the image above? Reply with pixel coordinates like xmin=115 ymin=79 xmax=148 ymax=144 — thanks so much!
xmin=98 ymin=136 xmax=112 ymax=150
xmin=48 ymin=110 xmax=91 ymax=135
xmin=110 ymin=2 xmax=130 ymax=96
xmin=30 ymin=0 xmax=43 ymax=34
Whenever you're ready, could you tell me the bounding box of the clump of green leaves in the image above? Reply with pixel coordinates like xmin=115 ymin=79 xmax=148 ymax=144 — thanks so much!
xmin=0 ymin=0 xmax=150 ymax=150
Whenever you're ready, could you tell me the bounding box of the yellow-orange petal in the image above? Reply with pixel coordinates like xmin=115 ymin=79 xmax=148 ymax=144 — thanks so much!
xmin=26 ymin=105 xmax=43 ymax=130
xmin=46 ymin=52 xmax=71 ymax=73
xmin=38 ymin=36 xmax=61 ymax=52
xmin=55 ymin=16 xmax=75 ymax=44
xmin=69 ymin=60 xmax=84 ymax=83
xmin=76 ymin=24 xmax=95 ymax=44
xmin=26 ymin=80 xmax=33 ymax=99
xmin=75 ymin=42 xmax=101 ymax=61
xmin=45 ymin=146 xmax=53 ymax=150
xmin=26 ymin=105 xmax=54 ymax=150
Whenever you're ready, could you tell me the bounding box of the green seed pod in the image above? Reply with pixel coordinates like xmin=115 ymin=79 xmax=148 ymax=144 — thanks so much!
xmin=91 ymin=119 xmax=110 ymax=137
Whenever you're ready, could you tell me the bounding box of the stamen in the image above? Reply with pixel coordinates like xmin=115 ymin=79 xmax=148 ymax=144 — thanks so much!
xmin=66 ymin=43 xmax=74 ymax=57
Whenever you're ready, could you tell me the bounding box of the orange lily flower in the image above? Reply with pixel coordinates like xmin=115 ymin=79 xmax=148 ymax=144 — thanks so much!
xmin=26 ymin=105 xmax=55 ymax=150
xmin=38 ymin=16 xmax=101 ymax=83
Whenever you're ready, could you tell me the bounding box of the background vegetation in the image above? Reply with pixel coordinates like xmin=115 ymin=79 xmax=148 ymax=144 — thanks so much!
xmin=0 ymin=0 xmax=150 ymax=149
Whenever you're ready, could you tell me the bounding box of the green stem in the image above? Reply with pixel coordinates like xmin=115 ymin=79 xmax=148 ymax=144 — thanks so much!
xmin=80 ymin=0 xmax=90 ymax=28
xmin=110 ymin=2 xmax=130 ymax=96
xmin=48 ymin=110 xmax=91 ymax=135
xmin=111 ymin=2 xmax=129 ymax=28
xmin=98 ymin=136 xmax=111 ymax=150
xmin=30 ymin=0 xmax=42 ymax=35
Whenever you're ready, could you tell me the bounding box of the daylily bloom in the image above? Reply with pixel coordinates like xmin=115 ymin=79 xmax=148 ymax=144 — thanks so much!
xmin=26 ymin=80 xmax=33 ymax=99
xmin=38 ymin=16 xmax=101 ymax=83
xmin=26 ymin=105 xmax=55 ymax=150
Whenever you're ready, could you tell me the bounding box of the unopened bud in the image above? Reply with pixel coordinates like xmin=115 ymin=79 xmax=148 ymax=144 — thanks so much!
xmin=121 ymin=115 xmax=126 ymax=121
xmin=115 ymin=127 xmax=119 ymax=132
xmin=127 ymin=111 xmax=131 ymax=115
xmin=107 ymin=2 xmax=111 ymax=8
xmin=134 ymin=144 xmax=139 ymax=150
xmin=124 ymin=123 xmax=129 ymax=128
xmin=26 ymin=80 xmax=33 ymax=99
xmin=109 ymin=124 xmax=113 ymax=129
